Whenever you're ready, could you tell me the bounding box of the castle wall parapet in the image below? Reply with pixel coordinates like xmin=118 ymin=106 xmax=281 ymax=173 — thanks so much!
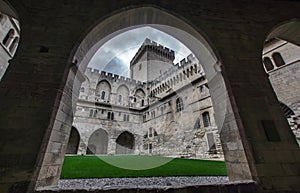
xmin=149 ymin=54 xmax=204 ymax=98
xmin=130 ymin=38 xmax=175 ymax=66
xmin=86 ymin=67 xmax=145 ymax=86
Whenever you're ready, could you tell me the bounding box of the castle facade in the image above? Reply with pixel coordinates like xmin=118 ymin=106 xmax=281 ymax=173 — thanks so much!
xmin=70 ymin=39 xmax=224 ymax=160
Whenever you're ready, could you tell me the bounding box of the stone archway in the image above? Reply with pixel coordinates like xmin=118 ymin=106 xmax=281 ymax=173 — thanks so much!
xmin=66 ymin=127 xmax=80 ymax=154
xmin=33 ymin=6 xmax=249 ymax=189
xmin=116 ymin=131 xmax=135 ymax=154
xmin=87 ymin=129 xmax=109 ymax=154
xmin=70 ymin=6 xmax=251 ymax=182
xmin=28 ymin=4 xmax=300 ymax=191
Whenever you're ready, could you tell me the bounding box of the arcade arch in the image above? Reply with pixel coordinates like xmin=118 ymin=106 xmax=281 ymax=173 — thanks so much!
xmin=96 ymin=80 xmax=111 ymax=102
xmin=87 ymin=129 xmax=109 ymax=154
xmin=36 ymin=5 xmax=259 ymax=189
xmin=117 ymin=84 xmax=130 ymax=106
xmin=116 ymin=131 xmax=135 ymax=154
xmin=66 ymin=127 xmax=80 ymax=154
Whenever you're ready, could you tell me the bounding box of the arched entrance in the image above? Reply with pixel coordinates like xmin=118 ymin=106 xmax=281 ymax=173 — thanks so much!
xmin=72 ymin=7 xmax=243 ymax=177
xmin=33 ymin=6 xmax=247 ymax=189
xmin=30 ymin=5 xmax=300 ymax=191
xmin=87 ymin=129 xmax=109 ymax=154
xmin=65 ymin=127 xmax=80 ymax=154
xmin=116 ymin=131 xmax=135 ymax=154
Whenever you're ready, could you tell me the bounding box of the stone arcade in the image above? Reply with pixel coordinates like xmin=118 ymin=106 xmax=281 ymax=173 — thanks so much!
xmin=0 ymin=1 xmax=300 ymax=193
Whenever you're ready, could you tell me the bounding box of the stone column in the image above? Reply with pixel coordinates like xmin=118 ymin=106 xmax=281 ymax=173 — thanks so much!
xmin=107 ymin=137 xmax=117 ymax=155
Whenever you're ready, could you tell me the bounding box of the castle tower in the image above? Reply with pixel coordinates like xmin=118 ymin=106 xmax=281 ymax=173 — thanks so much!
xmin=130 ymin=38 xmax=175 ymax=82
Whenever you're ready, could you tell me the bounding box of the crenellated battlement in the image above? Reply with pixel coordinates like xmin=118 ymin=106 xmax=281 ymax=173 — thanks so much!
xmin=130 ymin=38 xmax=175 ymax=66
xmin=86 ymin=67 xmax=144 ymax=85
xmin=148 ymin=54 xmax=204 ymax=97
xmin=177 ymin=54 xmax=197 ymax=68
xmin=152 ymin=54 xmax=200 ymax=83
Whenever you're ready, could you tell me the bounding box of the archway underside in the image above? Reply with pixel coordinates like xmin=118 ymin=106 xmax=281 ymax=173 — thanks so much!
xmin=1 ymin=2 xmax=299 ymax=193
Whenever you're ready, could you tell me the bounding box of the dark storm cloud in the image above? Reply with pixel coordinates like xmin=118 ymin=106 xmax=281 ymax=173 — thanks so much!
xmin=88 ymin=26 xmax=192 ymax=77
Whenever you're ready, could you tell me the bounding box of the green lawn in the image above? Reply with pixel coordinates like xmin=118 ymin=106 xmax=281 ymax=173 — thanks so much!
xmin=60 ymin=155 xmax=227 ymax=179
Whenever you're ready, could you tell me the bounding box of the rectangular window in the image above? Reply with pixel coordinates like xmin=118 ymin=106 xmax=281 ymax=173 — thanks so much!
xmin=111 ymin=112 xmax=114 ymax=120
xmin=199 ymin=85 xmax=204 ymax=92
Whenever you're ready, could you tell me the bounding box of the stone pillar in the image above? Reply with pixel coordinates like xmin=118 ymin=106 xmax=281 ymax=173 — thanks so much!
xmin=32 ymin=65 xmax=85 ymax=189
xmin=107 ymin=137 xmax=117 ymax=154
xmin=77 ymin=140 xmax=87 ymax=155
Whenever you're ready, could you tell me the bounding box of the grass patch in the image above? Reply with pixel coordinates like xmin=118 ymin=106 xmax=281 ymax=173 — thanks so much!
xmin=60 ymin=155 xmax=227 ymax=179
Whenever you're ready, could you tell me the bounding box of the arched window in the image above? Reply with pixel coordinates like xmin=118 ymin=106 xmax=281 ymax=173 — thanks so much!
xmin=80 ymin=87 xmax=84 ymax=92
xmin=101 ymin=91 xmax=105 ymax=100
xmin=176 ymin=97 xmax=184 ymax=112
xmin=107 ymin=112 xmax=111 ymax=119
xmin=9 ymin=36 xmax=19 ymax=53
xmin=272 ymin=52 xmax=285 ymax=67
xmin=202 ymin=112 xmax=211 ymax=127
xmin=263 ymin=57 xmax=274 ymax=71
xmin=96 ymin=80 xmax=111 ymax=101
xmin=141 ymin=99 xmax=144 ymax=106
xmin=118 ymin=95 xmax=122 ymax=103
xmin=2 ymin=29 xmax=14 ymax=47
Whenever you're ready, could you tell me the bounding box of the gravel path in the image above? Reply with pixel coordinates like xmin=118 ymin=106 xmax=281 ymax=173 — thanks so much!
xmin=58 ymin=176 xmax=229 ymax=190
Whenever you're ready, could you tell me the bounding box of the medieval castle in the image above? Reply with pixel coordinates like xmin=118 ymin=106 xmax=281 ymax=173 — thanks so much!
xmin=69 ymin=38 xmax=224 ymax=160
xmin=67 ymin=37 xmax=300 ymax=160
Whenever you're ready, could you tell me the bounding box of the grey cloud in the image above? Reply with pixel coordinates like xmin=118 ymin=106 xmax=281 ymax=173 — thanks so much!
xmin=88 ymin=26 xmax=192 ymax=76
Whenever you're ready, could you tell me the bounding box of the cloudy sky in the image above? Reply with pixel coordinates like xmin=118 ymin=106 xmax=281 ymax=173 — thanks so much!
xmin=88 ymin=26 xmax=192 ymax=77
